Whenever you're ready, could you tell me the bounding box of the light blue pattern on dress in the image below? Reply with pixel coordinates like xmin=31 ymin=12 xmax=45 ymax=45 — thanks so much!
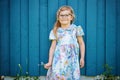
xmin=76 ymin=25 xmax=84 ymax=36
xmin=46 ymin=24 xmax=84 ymax=80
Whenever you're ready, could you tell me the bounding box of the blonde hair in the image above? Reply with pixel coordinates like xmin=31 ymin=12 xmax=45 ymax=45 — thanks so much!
xmin=53 ymin=6 xmax=75 ymax=39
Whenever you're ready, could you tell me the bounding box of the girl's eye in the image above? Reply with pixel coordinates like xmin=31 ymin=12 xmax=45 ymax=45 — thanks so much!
xmin=59 ymin=14 xmax=71 ymax=17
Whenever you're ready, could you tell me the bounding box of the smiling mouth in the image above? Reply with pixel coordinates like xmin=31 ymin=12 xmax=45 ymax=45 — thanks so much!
xmin=61 ymin=20 xmax=68 ymax=21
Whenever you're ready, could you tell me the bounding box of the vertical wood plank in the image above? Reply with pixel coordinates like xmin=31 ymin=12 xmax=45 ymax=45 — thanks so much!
xmin=0 ymin=4 xmax=2 ymax=75
xmin=0 ymin=0 xmax=10 ymax=75
xmin=0 ymin=0 xmax=2 ymax=75
xmin=86 ymin=0 xmax=97 ymax=76
xmin=0 ymin=11 xmax=2 ymax=75
xmin=29 ymin=0 xmax=39 ymax=76
xmin=116 ymin=0 xmax=120 ymax=75
xmin=39 ymin=0 xmax=48 ymax=75
xmin=106 ymin=0 xmax=117 ymax=75
xmin=96 ymin=0 xmax=105 ymax=74
xmin=78 ymin=0 xmax=86 ymax=75
xmin=21 ymin=0 xmax=29 ymax=75
xmin=10 ymin=0 xmax=21 ymax=76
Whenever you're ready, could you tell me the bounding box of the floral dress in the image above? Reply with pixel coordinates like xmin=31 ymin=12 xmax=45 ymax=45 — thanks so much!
xmin=46 ymin=24 xmax=84 ymax=80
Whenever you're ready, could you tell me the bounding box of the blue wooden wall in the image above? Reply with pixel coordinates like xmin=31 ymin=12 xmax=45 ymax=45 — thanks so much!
xmin=0 ymin=0 xmax=120 ymax=76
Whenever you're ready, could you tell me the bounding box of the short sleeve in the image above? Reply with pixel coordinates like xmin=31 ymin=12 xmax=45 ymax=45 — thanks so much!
xmin=49 ymin=30 xmax=56 ymax=40
xmin=76 ymin=25 xmax=84 ymax=36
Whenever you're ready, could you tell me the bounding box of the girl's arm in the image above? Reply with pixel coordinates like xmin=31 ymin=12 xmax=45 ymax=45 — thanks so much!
xmin=77 ymin=36 xmax=85 ymax=68
xmin=44 ymin=40 xmax=56 ymax=69
xmin=48 ymin=40 xmax=56 ymax=64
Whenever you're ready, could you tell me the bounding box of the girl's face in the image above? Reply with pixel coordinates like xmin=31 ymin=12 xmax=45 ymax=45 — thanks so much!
xmin=58 ymin=10 xmax=73 ymax=25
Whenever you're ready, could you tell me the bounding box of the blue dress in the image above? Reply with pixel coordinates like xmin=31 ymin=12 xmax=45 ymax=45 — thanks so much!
xmin=46 ymin=24 xmax=84 ymax=80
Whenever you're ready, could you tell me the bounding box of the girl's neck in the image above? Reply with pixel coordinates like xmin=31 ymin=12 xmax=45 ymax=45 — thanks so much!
xmin=61 ymin=24 xmax=71 ymax=29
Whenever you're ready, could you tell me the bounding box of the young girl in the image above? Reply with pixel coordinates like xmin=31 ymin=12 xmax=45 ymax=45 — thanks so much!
xmin=44 ymin=6 xmax=85 ymax=80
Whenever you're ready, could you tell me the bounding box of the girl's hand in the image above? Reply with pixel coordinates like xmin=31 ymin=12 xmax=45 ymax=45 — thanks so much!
xmin=80 ymin=58 xmax=84 ymax=68
xmin=44 ymin=62 xmax=52 ymax=69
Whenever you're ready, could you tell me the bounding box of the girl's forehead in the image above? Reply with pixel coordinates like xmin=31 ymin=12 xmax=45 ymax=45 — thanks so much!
xmin=59 ymin=10 xmax=71 ymax=14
